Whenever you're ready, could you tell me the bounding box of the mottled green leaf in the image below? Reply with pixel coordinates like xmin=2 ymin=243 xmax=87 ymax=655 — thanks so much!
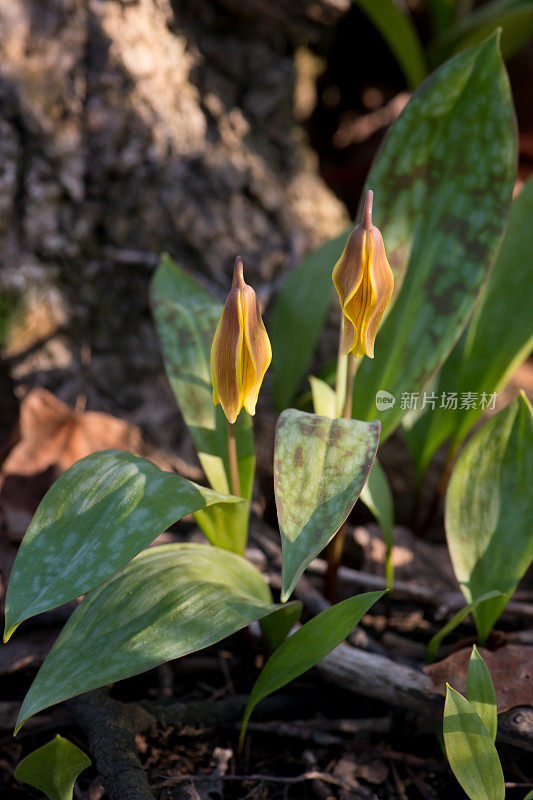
xmin=240 ymin=591 xmax=385 ymax=748
xmin=445 ymin=393 xmax=533 ymax=643
xmin=426 ymin=590 xmax=502 ymax=664
xmin=271 ymin=35 xmax=515 ymax=420
xmin=274 ymin=410 xmax=380 ymax=601
xmin=15 ymin=544 xmax=280 ymax=733
xmin=351 ymin=32 xmax=516 ymax=439
xmin=443 ymin=685 xmax=505 ymax=800
xmin=429 ymin=0 xmax=533 ymax=66
xmin=151 ymin=254 xmax=254 ymax=549
xmin=4 ymin=450 xmax=244 ymax=642
xmin=357 ymin=0 xmax=428 ymax=89
xmin=405 ymin=178 xmax=533 ymax=478
xmin=467 ymin=646 xmax=498 ymax=742
xmin=270 ymin=234 xmax=346 ymax=412
xmin=15 ymin=735 xmax=90 ymax=800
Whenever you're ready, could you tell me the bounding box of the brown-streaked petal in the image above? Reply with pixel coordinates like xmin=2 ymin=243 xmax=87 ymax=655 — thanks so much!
xmin=242 ymin=285 xmax=272 ymax=416
xmin=363 ymin=227 xmax=394 ymax=358
xmin=210 ymin=286 xmax=244 ymax=424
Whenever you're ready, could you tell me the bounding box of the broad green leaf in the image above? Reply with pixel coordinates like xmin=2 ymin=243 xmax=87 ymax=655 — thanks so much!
xmin=309 ymin=375 xmax=337 ymax=418
xmin=351 ymin=32 xmax=516 ymax=439
xmin=240 ymin=590 xmax=385 ymax=748
xmin=443 ymin=685 xmax=505 ymax=800
xmin=271 ymin=35 xmax=516 ymax=420
xmin=445 ymin=393 xmax=533 ymax=643
xmin=15 ymin=735 xmax=90 ymax=800
xmin=15 ymin=543 xmax=280 ymax=733
xmin=270 ymin=234 xmax=346 ymax=412
xmin=274 ymin=410 xmax=380 ymax=601
xmin=522 ymin=792 xmax=533 ymax=800
xmin=151 ymin=254 xmax=254 ymax=548
xmin=405 ymin=177 xmax=533 ymax=478
xmin=429 ymin=0 xmax=533 ymax=67
xmin=357 ymin=0 xmax=428 ymax=89
xmin=467 ymin=645 xmax=498 ymax=742
xmin=426 ymin=590 xmax=502 ymax=664
xmin=4 ymin=450 xmax=244 ymax=642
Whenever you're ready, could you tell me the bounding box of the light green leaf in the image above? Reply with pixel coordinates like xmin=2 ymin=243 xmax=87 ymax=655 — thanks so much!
xmin=270 ymin=234 xmax=346 ymax=412
xmin=429 ymin=0 xmax=533 ymax=66
xmin=443 ymin=685 xmax=505 ymax=800
xmin=522 ymin=791 xmax=533 ymax=800
xmin=467 ymin=645 xmax=498 ymax=742
xmin=15 ymin=544 xmax=280 ymax=733
xmin=356 ymin=0 xmax=428 ymax=89
xmin=4 ymin=450 xmax=244 ymax=642
xmin=405 ymin=177 xmax=533 ymax=478
xmin=309 ymin=375 xmax=337 ymax=418
xmin=445 ymin=393 xmax=533 ymax=643
xmin=426 ymin=590 xmax=502 ymax=664
xmin=151 ymin=254 xmax=254 ymax=549
xmin=240 ymin=590 xmax=385 ymax=748
xmin=274 ymin=410 xmax=380 ymax=601
xmin=15 ymin=735 xmax=90 ymax=800
xmin=351 ymin=32 xmax=516 ymax=439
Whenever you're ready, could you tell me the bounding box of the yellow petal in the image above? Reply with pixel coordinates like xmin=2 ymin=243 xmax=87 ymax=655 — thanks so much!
xmin=241 ymin=285 xmax=272 ymax=416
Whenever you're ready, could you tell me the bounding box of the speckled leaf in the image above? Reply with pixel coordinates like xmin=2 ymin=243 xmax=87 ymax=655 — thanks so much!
xmin=443 ymin=685 xmax=505 ymax=800
xmin=15 ymin=544 xmax=281 ymax=732
xmin=405 ymin=178 xmax=533 ymax=478
xmin=4 ymin=450 xmax=244 ymax=642
xmin=445 ymin=394 xmax=533 ymax=644
xmin=151 ymin=254 xmax=254 ymax=548
xmin=274 ymin=410 xmax=380 ymax=601
xmin=351 ymin=33 xmax=516 ymax=438
xmin=15 ymin=735 xmax=90 ymax=800
xmin=270 ymin=35 xmax=515 ymax=418
xmin=240 ymin=590 xmax=385 ymax=749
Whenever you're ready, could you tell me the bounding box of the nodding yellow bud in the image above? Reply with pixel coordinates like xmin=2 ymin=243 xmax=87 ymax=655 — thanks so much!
xmin=210 ymin=257 xmax=272 ymax=424
xmin=332 ymin=190 xmax=394 ymax=359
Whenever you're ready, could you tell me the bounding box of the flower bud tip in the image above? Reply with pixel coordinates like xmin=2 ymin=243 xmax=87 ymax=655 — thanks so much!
xmin=362 ymin=189 xmax=373 ymax=230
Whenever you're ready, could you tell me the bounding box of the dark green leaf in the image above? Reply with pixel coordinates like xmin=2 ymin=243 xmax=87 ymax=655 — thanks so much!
xmin=274 ymin=410 xmax=380 ymax=601
xmin=15 ymin=544 xmax=280 ymax=733
xmin=467 ymin=645 xmax=497 ymax=742
xmin=259 ymin=601 xmax=303 ymax=654
xmin=4 ymin=450 xmax=244 ymax=642
xmin=443 ymin=685 xmax=505 ymax=800
xmin=404 ymin=177 xmax=533 ymax=477
xmin=15 ymin=735 xmax=90 ymax=800
xmin=445 ymin=393 xmax=533 ymax=643
xmin=351 ymin=32 xmax=516 ymax=439
xmin=240 ymin=591 xmax=385 ymax=748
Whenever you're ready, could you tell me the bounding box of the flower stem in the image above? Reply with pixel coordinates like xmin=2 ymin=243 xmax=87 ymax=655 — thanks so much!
xmin=326 ymin=351 xmax=357 ymax=602
xmin=227 ymin=419 xmax=241 ymax=497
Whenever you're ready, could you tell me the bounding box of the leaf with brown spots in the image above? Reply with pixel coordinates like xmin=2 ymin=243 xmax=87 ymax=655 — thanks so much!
xmin=274 ymin=409 xmax=380 ymax=601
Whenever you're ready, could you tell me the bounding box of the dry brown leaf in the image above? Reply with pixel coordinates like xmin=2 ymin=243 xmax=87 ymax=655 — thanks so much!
xmin=2 ymin=387 xmax=141 ymax=476
xmin=0 ymin=388 xmax=142 ymax=539
xmin=424 ymin=644 xmax=533 ymax=712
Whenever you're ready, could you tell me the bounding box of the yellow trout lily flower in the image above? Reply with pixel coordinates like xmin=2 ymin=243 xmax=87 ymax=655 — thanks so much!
xmin=210 ymin=257 xmax=272 ymax=424
xmin=332 ymin=190 xmax=394 ymax=358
